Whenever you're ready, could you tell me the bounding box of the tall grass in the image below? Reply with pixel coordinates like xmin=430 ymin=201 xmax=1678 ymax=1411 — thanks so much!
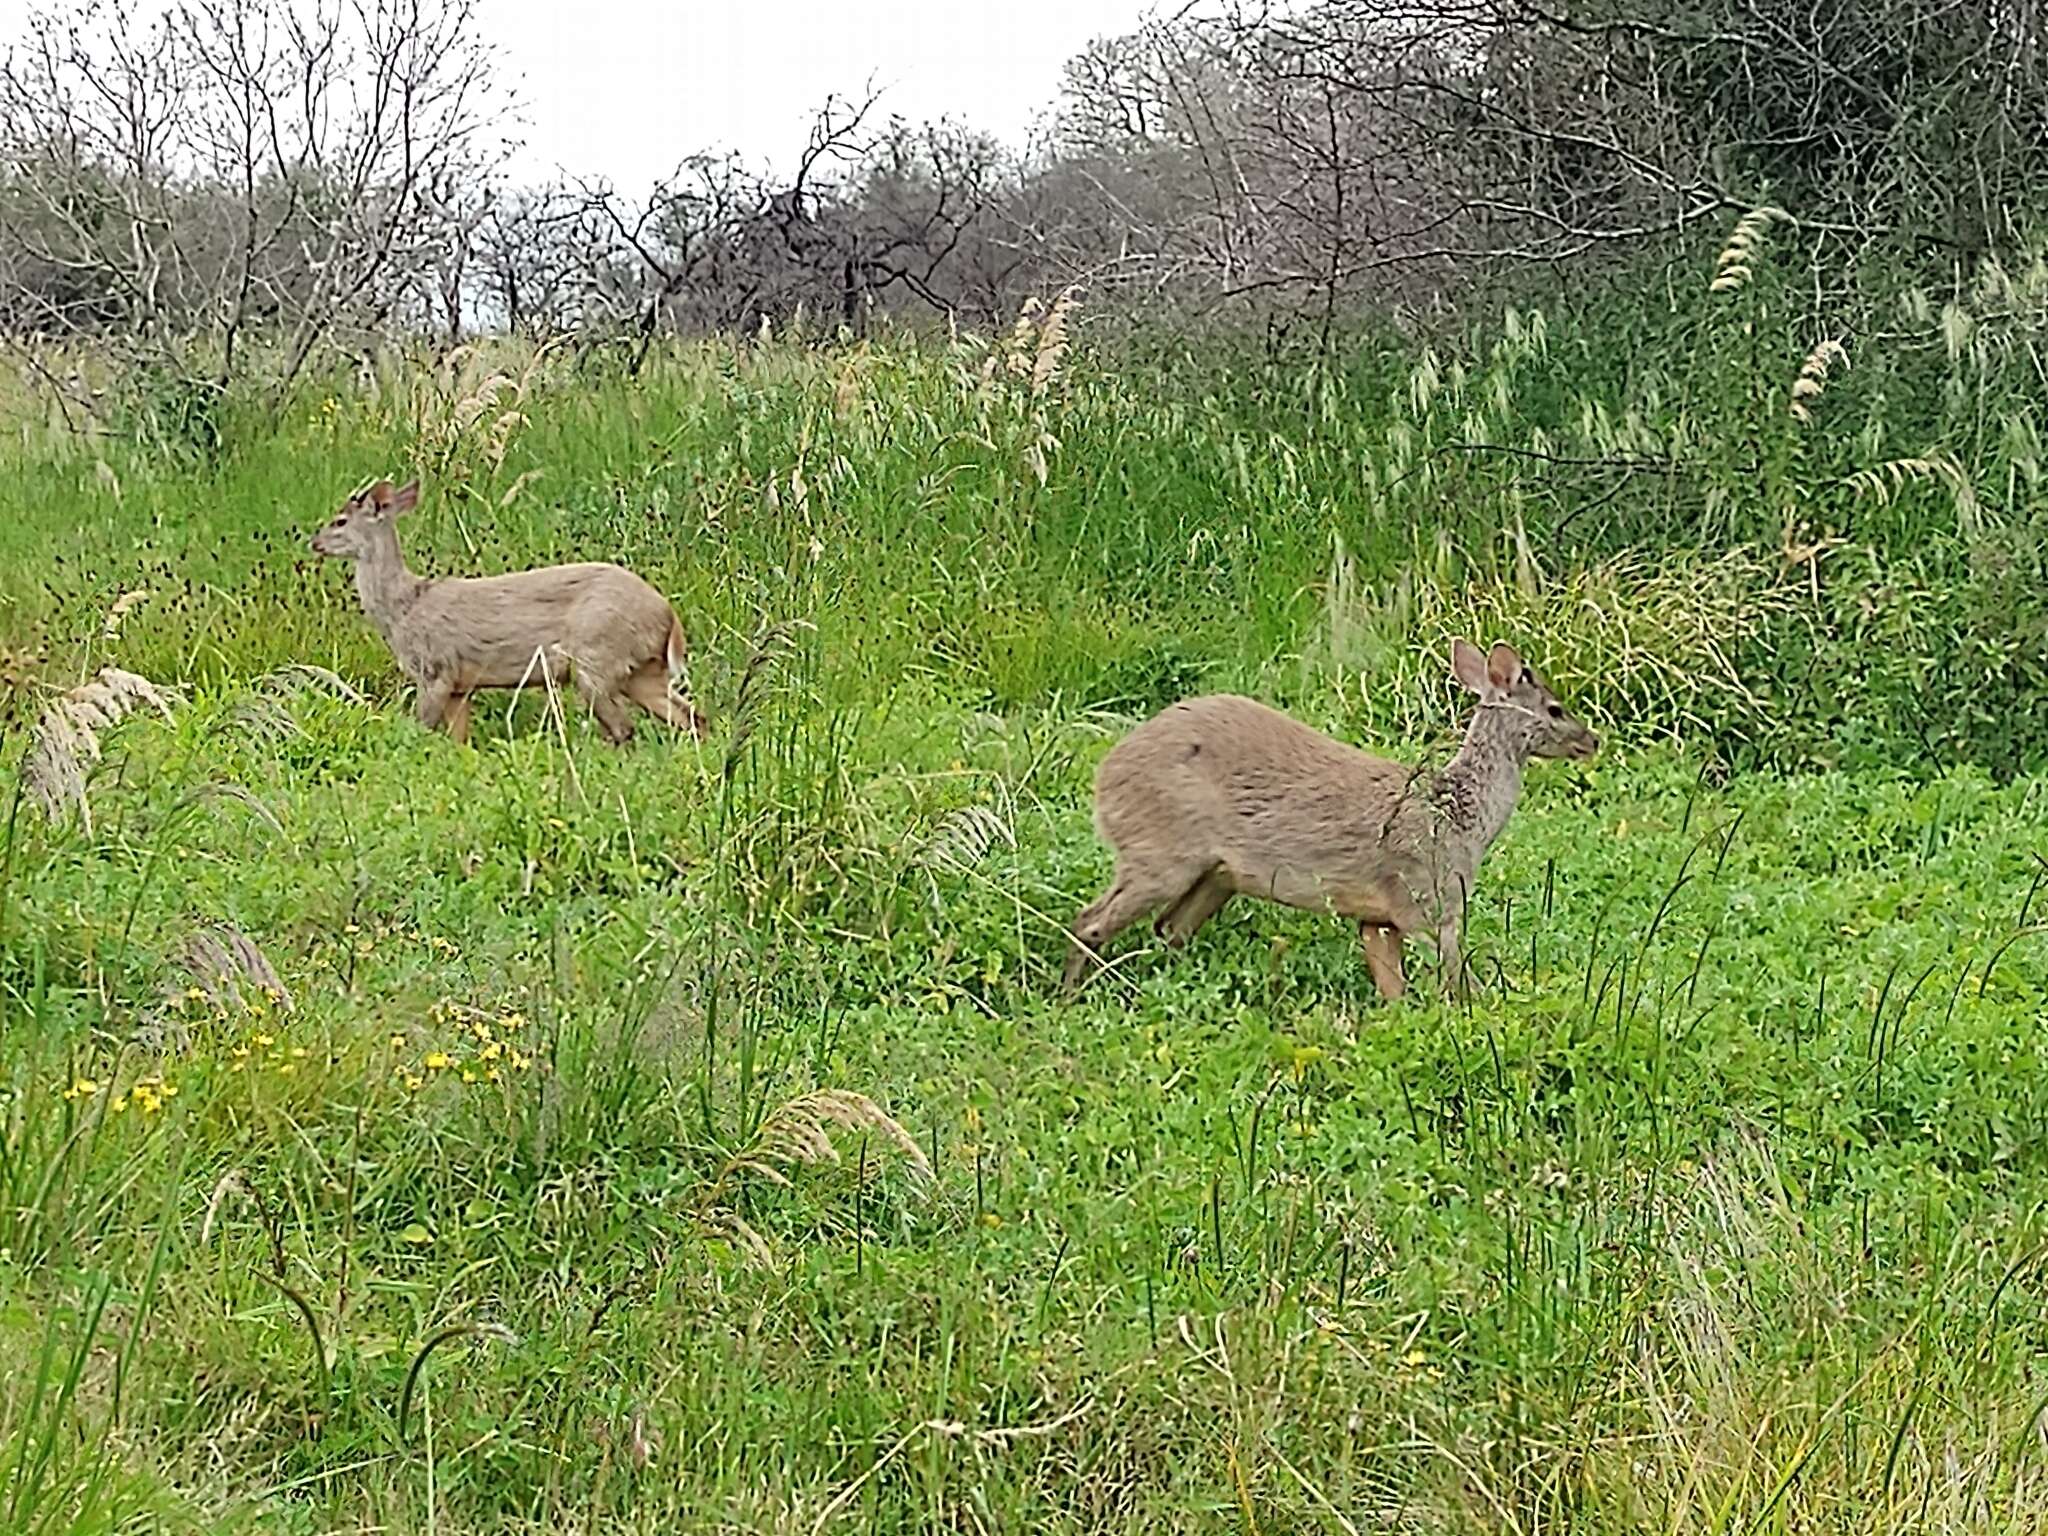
xmin=7 ymin=228 xmax=2045 ymax=775
xmin=0 ymin=224 xmax=2042 ymax=1529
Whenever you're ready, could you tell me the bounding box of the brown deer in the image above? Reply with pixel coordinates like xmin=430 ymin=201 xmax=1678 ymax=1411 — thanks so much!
xmin=1061 ymin=639 xmax=1597 ymax=998
xmin=311 ymin=477 xmax=709 ymax=745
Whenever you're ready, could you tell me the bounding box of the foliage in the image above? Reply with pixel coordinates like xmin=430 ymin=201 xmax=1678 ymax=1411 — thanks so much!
xmin=0 ymin=237 xmax=2042 ymax=1528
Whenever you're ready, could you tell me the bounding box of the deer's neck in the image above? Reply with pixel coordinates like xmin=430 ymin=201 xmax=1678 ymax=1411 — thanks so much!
xmin=353 ymin=524 xmax=427 ymax=636
xmin=1431 ymin=703 xmax=1532 ymax=857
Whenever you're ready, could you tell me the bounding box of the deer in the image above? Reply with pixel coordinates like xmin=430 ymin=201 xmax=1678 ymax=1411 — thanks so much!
xmin=1061 ymin=639 xmax=1598 ymax=999
xmin=310 ymin=477 xmax=709 ymax=746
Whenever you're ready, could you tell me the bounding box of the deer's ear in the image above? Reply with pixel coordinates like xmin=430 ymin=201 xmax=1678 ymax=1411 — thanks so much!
xmin=1450 ymin=638 xmax=1491 ymax=694
xmin=381 ymin=478 xmax=420 ymax=517
xmin=1487 ymin=642 xmax=1522 ymax=690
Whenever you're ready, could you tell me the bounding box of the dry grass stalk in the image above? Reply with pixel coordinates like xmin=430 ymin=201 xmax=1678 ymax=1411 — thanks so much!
xmin=1789 ymin=338 xmax=1848 ymax=423
xmin=1847 ymin=453 xmax=1982 ymax=534
xmin=732 ymin=1089 xmax=932 ymax=1188
xmin=914 ymin=805 xmax=1012 ymax=875
xmin=103 ymin=588 xmax=151 ymax=640
xmin=1030 ymin=286 xmax=1081 ymax=395
xmin=697 ymin=1088 xmax=932 ymax=1268
xmin=259 ymin=663 xmax=370 ymax=706
xmin=721 ymin=619 xmax=806 ymax=781
xmin=174 ymin=923 xmax=293 ymax=1016
xmin=1709 ymin=207 xmax=1788 ymax=294
xmin=24 ymin=665 xmax=180 ymax=827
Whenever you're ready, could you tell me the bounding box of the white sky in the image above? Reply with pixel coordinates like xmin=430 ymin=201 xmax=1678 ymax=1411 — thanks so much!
xmin=488 ymin=0 xmax=1159 ymax=192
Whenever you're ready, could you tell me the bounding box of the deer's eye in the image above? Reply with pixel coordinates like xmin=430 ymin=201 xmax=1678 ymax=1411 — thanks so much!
xmin=1547 ymin=703 xmax=1563 ymax=719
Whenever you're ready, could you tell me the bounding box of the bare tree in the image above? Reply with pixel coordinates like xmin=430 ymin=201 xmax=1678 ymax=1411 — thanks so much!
xmin=0 ymin=0 xmax=509 ymax=415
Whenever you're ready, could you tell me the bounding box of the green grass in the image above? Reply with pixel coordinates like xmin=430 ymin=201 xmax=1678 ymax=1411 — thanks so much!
xmin=0 ymin=284 xmax=2046 ymax=1530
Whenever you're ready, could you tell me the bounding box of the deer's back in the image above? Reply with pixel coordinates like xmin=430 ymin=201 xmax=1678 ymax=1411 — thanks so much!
xmin=1096 ymin=694 xmax=1442 ymax=917
xmin=397 ymin=562 xmax=672 ymax=687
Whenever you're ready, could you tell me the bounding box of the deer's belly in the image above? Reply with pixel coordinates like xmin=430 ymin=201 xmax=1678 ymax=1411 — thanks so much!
xmin=1229 ymin=863 xmax=1408 ymax=923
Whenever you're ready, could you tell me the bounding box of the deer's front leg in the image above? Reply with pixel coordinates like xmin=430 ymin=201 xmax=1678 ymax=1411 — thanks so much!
xmin=1360 ymin=923 xmax=1407 ymax=1000
xmin=1436 ymin=914 xmax=1465 ymax=1002
xmin=415 ymin=674 xmax=456 ymax=735
xmin=443 ymin=691 xmax=474 ymax=745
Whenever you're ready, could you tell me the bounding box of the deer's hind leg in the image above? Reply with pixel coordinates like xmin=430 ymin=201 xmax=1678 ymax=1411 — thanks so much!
xmin=1061 ymin=859 xmax=1215 ymax=992
xmin=571 ymin=666 xmax=636 ymax=746
xmin=624 ymin=660 xmax=709 ymax=738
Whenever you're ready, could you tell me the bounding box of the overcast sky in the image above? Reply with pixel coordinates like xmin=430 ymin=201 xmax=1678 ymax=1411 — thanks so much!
xmin=488 ymin=0 xmax=1158 ymax=192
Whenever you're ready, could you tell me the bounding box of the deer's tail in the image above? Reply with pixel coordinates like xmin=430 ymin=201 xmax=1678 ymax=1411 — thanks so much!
xmin=664 ymin=613 xmax=710 ymax=738
xmin=665 ymin=614 xmax=688 ymax=681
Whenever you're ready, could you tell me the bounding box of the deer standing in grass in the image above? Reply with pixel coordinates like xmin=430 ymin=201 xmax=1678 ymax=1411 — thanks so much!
xmin=311 ymin=477 xmax=709 ymax=745
xmin=1062 ymin=639 xmax=1598 ymax=998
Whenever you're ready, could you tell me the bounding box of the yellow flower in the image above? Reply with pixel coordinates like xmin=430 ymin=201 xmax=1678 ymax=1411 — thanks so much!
xmin=479 ymin=1041 xmax=502 ymax=1062
xmin=403 ymin=1074 xmax=424 ymax=1091
xmin=111 ymin=1095 xmax=129 ymax=1114
xmin=61 ymin=1078 xmax=99 ymax=1101
xmin=461 ymin=1070 xmax=477 ymax=1083
xmin=231 ymin=1046 xmax=250 ymax=1060
xmin=389 ymin=1034 xmax=406 ymax=1049
xmin=253 ymin=1033 xmax=274 ymax=1048
xmin=424 ymin=1052 xmax=455 ymax=1071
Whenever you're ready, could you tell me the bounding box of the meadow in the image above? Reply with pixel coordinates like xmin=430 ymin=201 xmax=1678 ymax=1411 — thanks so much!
xmin=2 ymin=248 xmax=2047 ymax=1531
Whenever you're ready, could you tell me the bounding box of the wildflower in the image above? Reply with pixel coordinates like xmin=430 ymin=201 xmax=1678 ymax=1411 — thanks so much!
xmin=424 ymin=1052 xmax=455 ymax=1071
xmin=389 ymin=1034 xmax=406 ymax=1050
xmin=479 ymin=1041 xmax=502 ymax=1062
xmin=461 ymin=1070 xmax=477 ymax=1084
xmin=253 ymin=1032 xmax=274 ymax=1048
xmin=231 ymin=1045 xmax=250 ymax=1060
xmin=61 ymin=1078 xmax=100 ymax=1101
xmin=509 ymin=1049 xmax=533 ymax=1072
xmin=112 ymin=1078 xmax=175 ymax=1116
xmin=403 ymin=1074 xmax=425 ymax=1091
